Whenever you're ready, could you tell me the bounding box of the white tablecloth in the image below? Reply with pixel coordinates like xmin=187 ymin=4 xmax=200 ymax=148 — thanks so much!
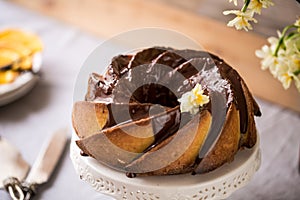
xmin=0 ymin=1 xmax=299 ymax=199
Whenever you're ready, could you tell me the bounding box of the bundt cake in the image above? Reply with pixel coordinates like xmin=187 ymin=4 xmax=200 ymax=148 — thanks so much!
xmin=72 ymin=47 xmax=261 ymax=177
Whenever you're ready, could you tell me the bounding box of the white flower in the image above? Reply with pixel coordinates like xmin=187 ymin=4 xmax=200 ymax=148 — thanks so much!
xmin=274 ymin=55 xmax=288 ymax=77
xmin=223 ymin=10 xmax=257 ymax=31
xmin=178 ymin=92 xmax=199 ymax=115
xmin=295 ymin=18 xmax=300 ymax=27
xmin=260 ymin=0 xmax=274 ymax=8
xmin=295 ymin=18 xmax=300 ymax=32
xmin=228 ymin=0 xmax=238 ymax=6
xmin=178 ymin=83 xmax=209 ymax=115
xmin=278 ymin=72 xmax=292 ymax=90
xmin=267 ymin=35 xmax=280 ymax=48
xmin=255 ymin=35 xmax=282 ymax=71
xmin=191 ymin=83 xmax=210 ymax=106
xmin=292 ymin=73 xmax=300 ymax=92
xmin=248 ymin=0 xmax=273 ymax=14
xmin=285 ymin=33 xmax=300 ymax=56
xmin=248 ymin=0 xmax=263 ymax=14
xmin=225 ymin=0 xmax=273 ymax=31
xmin=255 ymin=45 xmax=276 ymax=70
xmin=286 ymin=51 xmax=300 ymax=73
xmin=256 ymin=24 xmax=300 ymax=92
xmin=288 ymin=54 xmax=300 ymax=92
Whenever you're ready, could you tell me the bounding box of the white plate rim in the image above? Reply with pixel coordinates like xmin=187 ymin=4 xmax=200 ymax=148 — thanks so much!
xmin=0 ymin=73 xmax=39 ymax=106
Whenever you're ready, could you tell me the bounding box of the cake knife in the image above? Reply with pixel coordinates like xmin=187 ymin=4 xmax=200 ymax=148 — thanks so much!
xmin=3 ymin=128 xmax=68 ymax=200
xmin=0 ymin=137 xmax=30 ymax=189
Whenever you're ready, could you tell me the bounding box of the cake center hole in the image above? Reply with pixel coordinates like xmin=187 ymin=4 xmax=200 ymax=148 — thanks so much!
xmin=130 ymin=83 xmax=178 ymax=107
xmin=149 ymin=104 xmax=167 ymax=117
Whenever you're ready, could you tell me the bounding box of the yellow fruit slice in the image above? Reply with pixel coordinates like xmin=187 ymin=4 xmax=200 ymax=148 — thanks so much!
xmin=0 ymin=49 xmax=20 ymax=69
xmin=0 ymin=29 xmax=43 ymax=53
xmin=0 ymin=70 xmax=19 ymax=84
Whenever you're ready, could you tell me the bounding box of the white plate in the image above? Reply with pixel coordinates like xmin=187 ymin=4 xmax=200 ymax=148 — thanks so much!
xmin=0 ymin=53 xmax=42 ymax=106
xmin=0 ymin=73 xmax=39 ymax=106
xmin=70 ymin=132 xmax=261 ymax=200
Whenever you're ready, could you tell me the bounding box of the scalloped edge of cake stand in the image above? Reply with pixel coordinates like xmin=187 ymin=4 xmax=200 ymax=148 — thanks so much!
xmin=70 ymin=132 xmax=261 ymax=200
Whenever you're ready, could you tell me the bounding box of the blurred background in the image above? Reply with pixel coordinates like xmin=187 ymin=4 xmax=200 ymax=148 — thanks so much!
xmin=10 ymin=0 xmax=300 ymax=38
xmin=157 ymin=0 xmax=299 ymax=37
xmin=1 ymin=0 xmax=300 ymax=200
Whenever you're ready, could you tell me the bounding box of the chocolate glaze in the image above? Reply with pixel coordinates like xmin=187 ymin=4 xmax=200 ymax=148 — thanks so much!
xmin=87 ymin=46 xmax=261 ymax=134
xmin=85 ymin=47 xmax=261 ymax=174
xmin=172 ymin=59 xmax=200 ymax=79
xmin=104 ymin=103 xmax=182 ymax=131
xmin=129 ymin=47 xmax=169 ymax=69
xmin=104 ymin=103 xmax=153 ymax=128
xmin=152 ymin=51 xmax=187 ymax=69
xmin=145 ymin=105 xmax=182 ymax=152
xmin=131 ymin=84 xmax=179 ymax=107
xmin=126 ymin=172 xmax=137 ymax=178
xmin=80 ymin=150 xmax=89 ymax=157
xmin=85 ymin=73 xmax=113 ymax=102
xmin=100 ymin=104 xmax=182 ymax=154
xmin=109 ymin=55 xmax=132 ymax=77
xmin=203 ymin=54 xmax=261 ymax=118
xmin=218 ymin=62 xmax=248 ymax=133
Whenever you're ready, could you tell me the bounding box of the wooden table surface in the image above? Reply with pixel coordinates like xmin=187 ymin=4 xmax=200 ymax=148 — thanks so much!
xmin=158 ymin=0 xmax=300 ymax=37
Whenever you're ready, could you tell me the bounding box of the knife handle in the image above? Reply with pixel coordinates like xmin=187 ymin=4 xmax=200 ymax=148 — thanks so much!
xmin=3 ymin=177 xmax=37 ymax=200
xmin=4 ymin=177 xmax=24 ymax=200
xmin=21 ymin=182 xmax=37 ymax=200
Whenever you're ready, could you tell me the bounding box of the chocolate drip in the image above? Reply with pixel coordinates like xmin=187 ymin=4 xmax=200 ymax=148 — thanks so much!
xmin=173 ymin=59 xmax=200 ymax=78
xmin=145 ymin=106 xmax=182 ymax=152
xmin=129 ymin=47 xmax=168 ymax=69
xmin=114 ymin=54 xmax=185 ymax=106
xmin=104 ymin=103 xmax=153 ymax=128
xmin=217 ymin=63 xmax=248 ymax=133
xmin=103 ymin=102 xmax=184 ymax=153
xmin=85 ymin=73 xmax=112 ymax=102
xmin=88 ymin=47 xmax=260 ymax=134
xmin=131 ymin=84 xmax=178 ymax=107
xmin=80 ymin=151 xmax=89 ymax=157
xmin=126 ymin=172 xmax=137 ymax=178
xmin=85 ymin=55 xmax=132 ymax=102
xmin=153 ymin=51 xmax=187 ymax=69
xmin=252 ymin=94 xmax=262 ymax=117
xmin=107 ymin=55 xmax=132 ymax=77
xmin=85 ymin=46 xmax=261 ymax=163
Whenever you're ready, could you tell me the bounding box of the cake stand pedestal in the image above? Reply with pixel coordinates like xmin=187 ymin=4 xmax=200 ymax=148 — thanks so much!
xmin=70 ymin=133 xmax=261 ymax=200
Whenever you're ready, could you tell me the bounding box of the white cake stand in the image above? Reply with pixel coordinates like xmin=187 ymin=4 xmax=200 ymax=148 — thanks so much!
xmin=70 ymin=133 xmax=261 ymax=200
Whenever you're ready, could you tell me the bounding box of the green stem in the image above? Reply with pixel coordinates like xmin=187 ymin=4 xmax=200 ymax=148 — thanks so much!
xmin=273 ymin=25 xmax=298 ymax=56
xmin=241 ymin=0 xmax=251 ymax=12
xmin=294 ymin=69 xmax=300 ymax=76
xmin=273 ymin=37 xmax=284 ymax=57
